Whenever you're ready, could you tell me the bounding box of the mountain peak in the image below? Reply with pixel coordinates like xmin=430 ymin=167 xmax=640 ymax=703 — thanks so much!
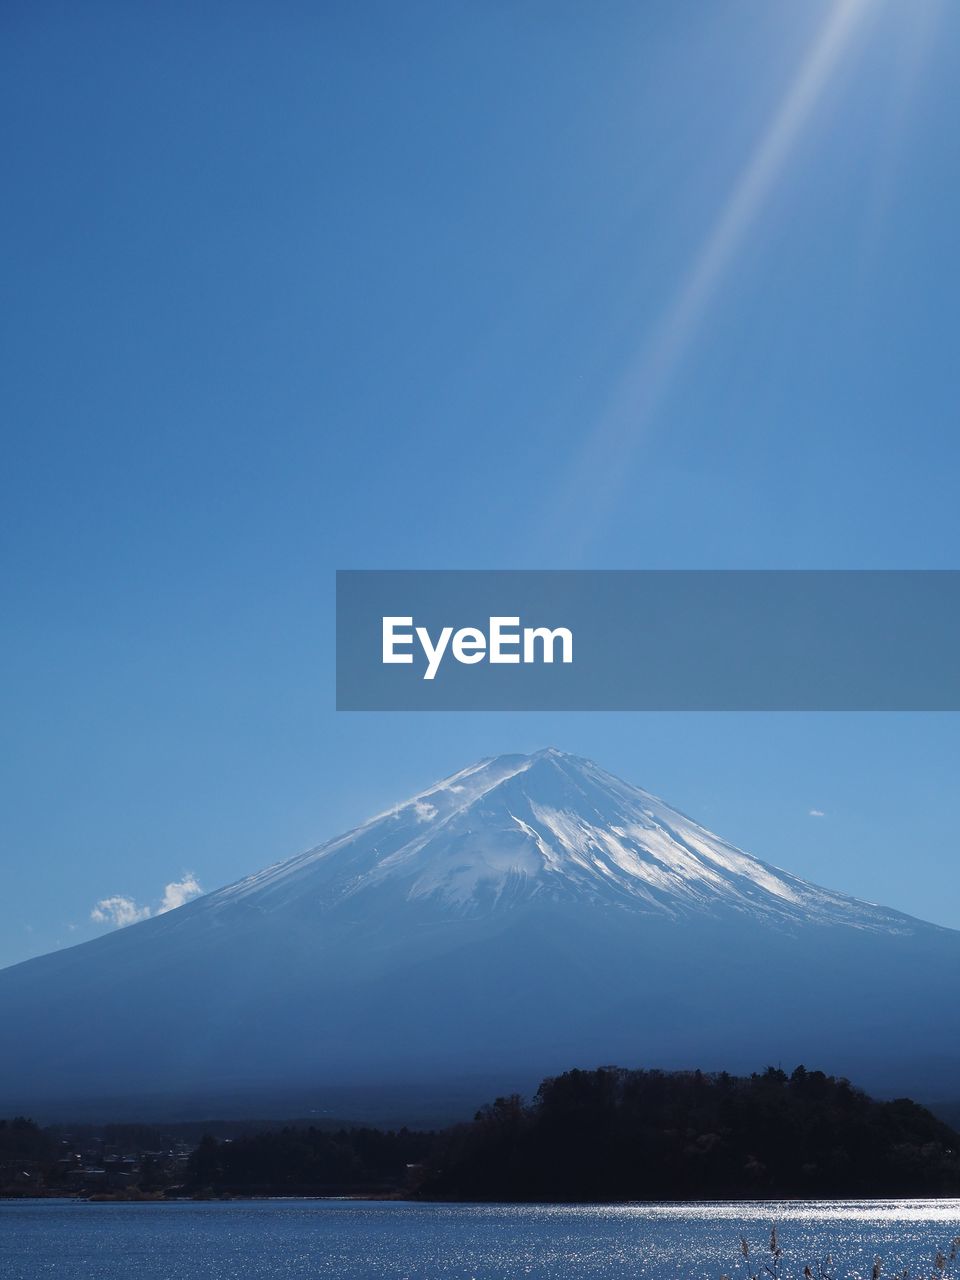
xmin=207 ymin=750 xmax=915 ymax=935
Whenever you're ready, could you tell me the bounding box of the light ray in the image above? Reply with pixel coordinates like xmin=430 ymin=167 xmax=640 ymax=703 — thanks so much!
xmin=542 ymin=0 xmax=879 ymax=561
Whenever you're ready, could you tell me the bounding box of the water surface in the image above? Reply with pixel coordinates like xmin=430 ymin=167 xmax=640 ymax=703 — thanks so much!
xmin=2 ymin=1198 xmax=958 ymax=1280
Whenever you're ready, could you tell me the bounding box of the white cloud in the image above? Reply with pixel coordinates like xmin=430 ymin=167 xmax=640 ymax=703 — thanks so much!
xmin=413 ymin=800 xmax=437 ymax=823
xmin=158 ymin=873 xmax=203 ymax=913
xmin=91 ymin=895 xmax=152 ymax=927
xmin=91 ymin=873 xmax=204 ymax=930
xmin=809 ymin=809 xmax=826 ymax=818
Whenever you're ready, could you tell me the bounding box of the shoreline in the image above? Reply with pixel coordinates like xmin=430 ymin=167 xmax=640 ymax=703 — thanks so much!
xmin=5 ymin=1193 xmax=960 ymax=1207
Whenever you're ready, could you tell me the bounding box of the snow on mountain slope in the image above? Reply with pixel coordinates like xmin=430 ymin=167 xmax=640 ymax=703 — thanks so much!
xmin=204 ymin=748 xmax=914 ymax=933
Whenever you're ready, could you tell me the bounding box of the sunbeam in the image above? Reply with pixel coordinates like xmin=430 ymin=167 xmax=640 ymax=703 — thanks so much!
xmin=541 ymin=0 xmax=882 ymax=562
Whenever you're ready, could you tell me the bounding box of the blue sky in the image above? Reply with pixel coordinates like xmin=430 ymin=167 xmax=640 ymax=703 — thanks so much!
xmin=2 ymin=0 xmax=959 ymax=967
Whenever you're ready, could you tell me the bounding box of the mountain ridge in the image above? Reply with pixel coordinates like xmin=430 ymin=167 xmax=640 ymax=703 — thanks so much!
xmin=194 ymin=747 xmax=931 ymax=934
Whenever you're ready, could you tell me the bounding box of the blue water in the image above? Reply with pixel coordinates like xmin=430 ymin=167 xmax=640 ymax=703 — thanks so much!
xmin=1 ymin=1199 xmax=959 ymax=1280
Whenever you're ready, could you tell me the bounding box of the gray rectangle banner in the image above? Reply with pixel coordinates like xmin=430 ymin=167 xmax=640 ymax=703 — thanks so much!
xmin=336 ymin=570 xmax=960 ymax=711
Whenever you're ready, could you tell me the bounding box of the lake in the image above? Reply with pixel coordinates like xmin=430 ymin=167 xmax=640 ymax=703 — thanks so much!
xmin=1 ymin=1199 xmax=959 ymax=1280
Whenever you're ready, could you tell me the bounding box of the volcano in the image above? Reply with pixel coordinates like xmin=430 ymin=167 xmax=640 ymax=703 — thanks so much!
xmin=1 ymin=749 xmax=957 ymax=1118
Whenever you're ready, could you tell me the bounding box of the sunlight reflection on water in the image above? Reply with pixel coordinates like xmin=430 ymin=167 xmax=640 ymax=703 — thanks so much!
xmin=1 ymin=1199 xmax=958 ymax=1280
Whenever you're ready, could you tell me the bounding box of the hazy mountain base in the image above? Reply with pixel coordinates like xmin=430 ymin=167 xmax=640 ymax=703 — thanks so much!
xmin=3 ymin=901 xmax=960 ymax=1116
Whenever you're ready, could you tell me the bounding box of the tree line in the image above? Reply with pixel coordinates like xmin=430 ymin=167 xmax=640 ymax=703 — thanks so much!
xmin=5 ymin=1066 xmax=958 ymax=1200
xmin=184 ymin=1065 xmax=960 ymax=1200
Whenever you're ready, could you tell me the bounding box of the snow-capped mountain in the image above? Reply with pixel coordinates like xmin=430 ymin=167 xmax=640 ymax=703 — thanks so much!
xmin=0 ymin=750 xmax=957 ymax=1119
xmin=206 ymin=748 xmax=912 ymax=931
